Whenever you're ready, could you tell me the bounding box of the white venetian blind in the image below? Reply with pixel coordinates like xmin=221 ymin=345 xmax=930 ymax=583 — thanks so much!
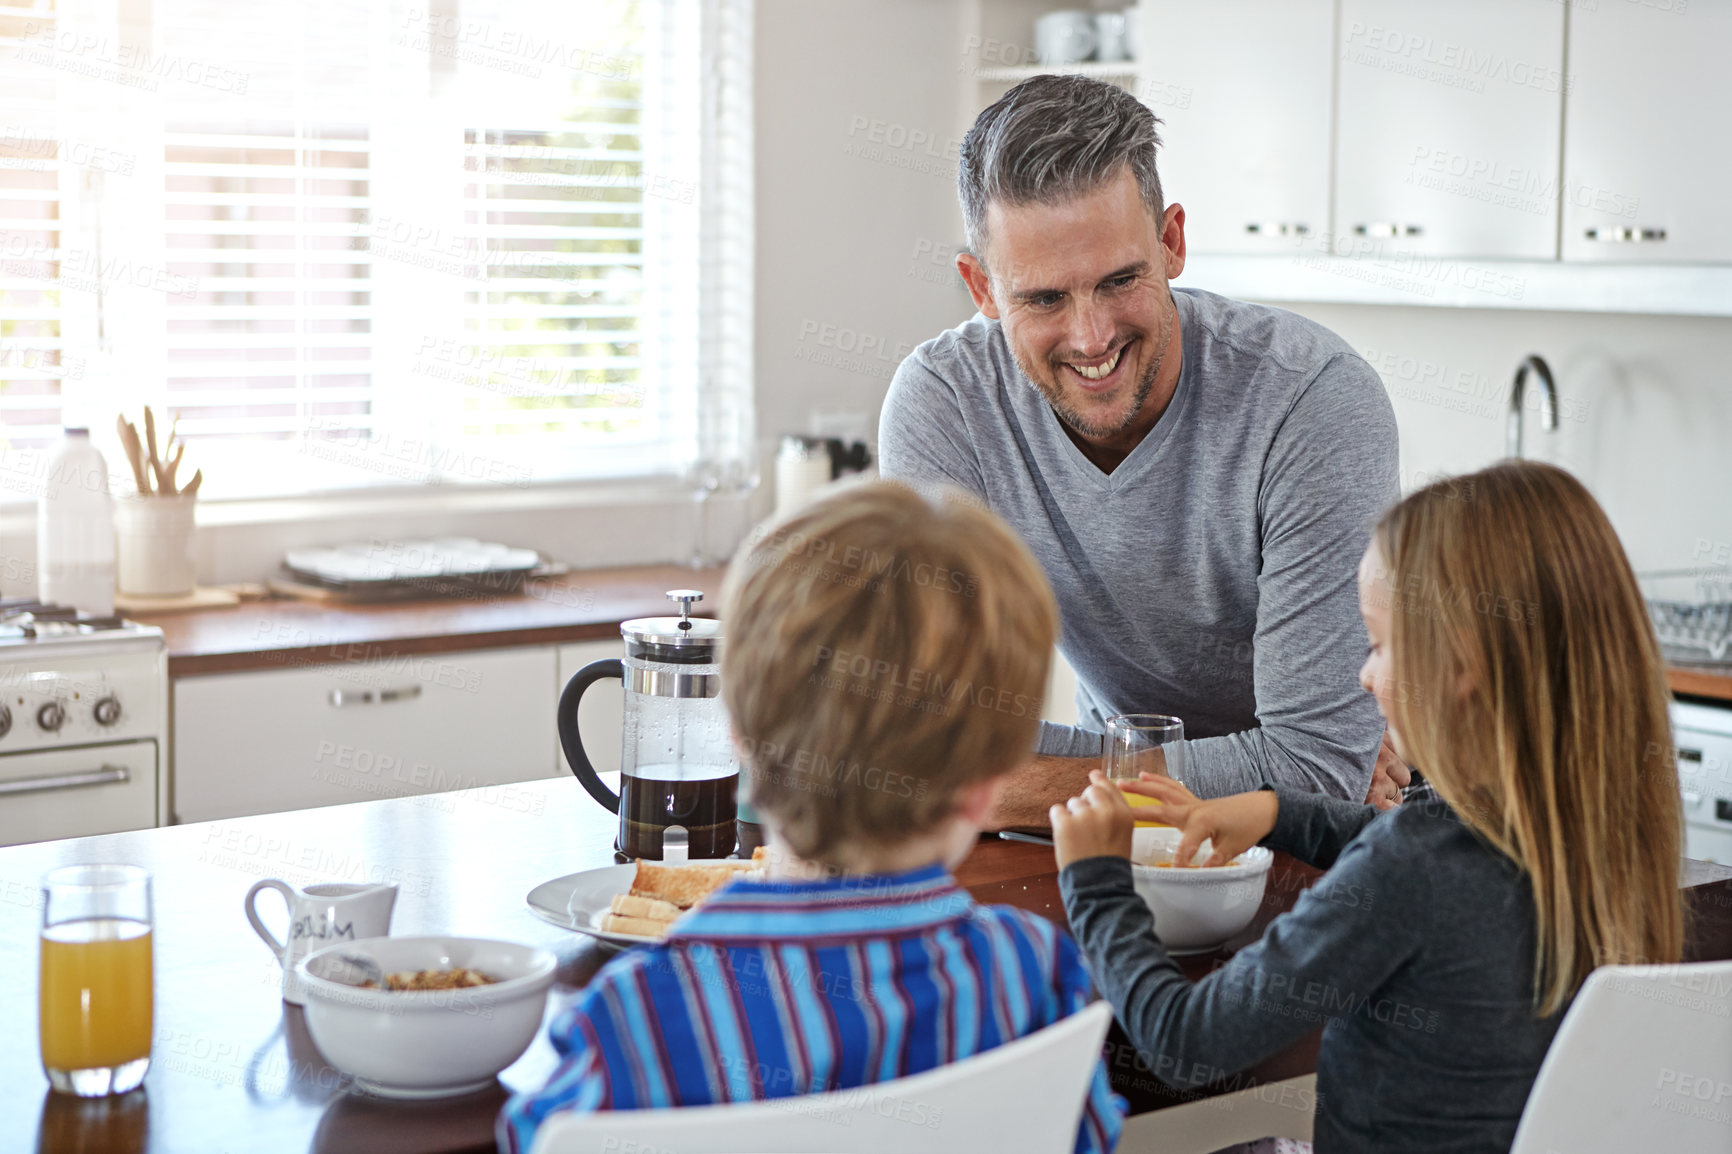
xmin=148 ymin=0 xmax=388 ymax=495
xmin=162 ymin=122 xmax=375 ymax=443
xmin=0 ymin=1 xmax=67 ymax=451
xmin=456 ymin=115 xmax=657 ymax=459
xmin=442 ymin=0 xmax=684 ymax=482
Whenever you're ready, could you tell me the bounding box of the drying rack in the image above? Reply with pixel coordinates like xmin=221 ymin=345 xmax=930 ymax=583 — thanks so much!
xmin=1643 ymin=569 xmax=1732 ymax=667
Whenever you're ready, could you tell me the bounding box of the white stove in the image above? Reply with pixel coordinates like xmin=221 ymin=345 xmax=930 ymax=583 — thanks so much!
xmin=0 ymin=601 xmax=168 ymax=847
xmin=1673 ymin=700 xmax=1732 ymax=865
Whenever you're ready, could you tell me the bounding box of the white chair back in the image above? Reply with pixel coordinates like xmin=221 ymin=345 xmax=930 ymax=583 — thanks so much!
xmin=529 ymin=1000 xmax=1114 ymax=1154
xmin=1511 ymin=959 xmax=1732 ymax=1154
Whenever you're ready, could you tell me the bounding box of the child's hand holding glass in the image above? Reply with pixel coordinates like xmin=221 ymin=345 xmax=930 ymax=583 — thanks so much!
xmin=1120 ymin=774 xmax=1279 ymax=868
xmin=1053 ymin=772 xmax=1283 ymax=869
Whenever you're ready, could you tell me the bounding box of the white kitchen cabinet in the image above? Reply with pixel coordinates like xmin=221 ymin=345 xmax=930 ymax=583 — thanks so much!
xmin=173 ymin=646 xmax=559 ymax=823
xmin=1139 ymin=0 xmax=1334 ymax=254
xmin=1561 ymin=2 xmax=1732 ymax=263
xmin=1334 ymin=0 xmax=1563 ymax=259
xmin=556 ymin=640 xmax=624 ymax=778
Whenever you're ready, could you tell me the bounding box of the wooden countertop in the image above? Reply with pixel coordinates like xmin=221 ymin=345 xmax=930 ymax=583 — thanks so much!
xmin=1668 ymin=663 xmax=1732 ymax=706
xmin=134 ymin=564 xmax=729 ymax=678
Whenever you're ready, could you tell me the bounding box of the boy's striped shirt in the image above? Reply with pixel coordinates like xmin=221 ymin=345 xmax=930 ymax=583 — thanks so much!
xmin=499 ymin=863 xmax=1125 ymax=1153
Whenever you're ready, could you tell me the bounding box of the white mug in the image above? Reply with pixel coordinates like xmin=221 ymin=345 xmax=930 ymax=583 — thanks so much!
xmin=245 ymin=879 xmax=397 ymax=1004
xmin=1094 ymin=12 xmax=1129 ymax=62
xmin=1035 ymin=10 xmax=1097 ymax=65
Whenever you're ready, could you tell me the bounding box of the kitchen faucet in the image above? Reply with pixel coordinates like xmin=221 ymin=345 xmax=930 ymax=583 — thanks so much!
xmin=1507 ymin=354 xmax=1558 ymax=459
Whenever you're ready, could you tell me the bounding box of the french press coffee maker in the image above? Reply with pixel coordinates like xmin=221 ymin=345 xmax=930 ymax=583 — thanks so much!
xmin=558 ymin=590 xmax=739 ymax=859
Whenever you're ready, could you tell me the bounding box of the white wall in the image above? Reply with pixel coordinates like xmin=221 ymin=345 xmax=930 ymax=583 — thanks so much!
xmin=1266 ymin=301 xmax=1732 ymax=574
xmin=753 ymin=0 xmax=976 ymax=459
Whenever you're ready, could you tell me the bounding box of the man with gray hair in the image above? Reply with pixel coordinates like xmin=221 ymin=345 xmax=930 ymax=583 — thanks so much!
xmin=879 ymin=75 xmax=1406 ymax=827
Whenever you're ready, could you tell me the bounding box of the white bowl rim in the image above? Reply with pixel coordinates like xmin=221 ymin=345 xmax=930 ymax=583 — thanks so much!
xmin=1128 ymin=844 xmax=1274 ymax=883
xmin=295 ymin=934 xmax=557 ymax=1005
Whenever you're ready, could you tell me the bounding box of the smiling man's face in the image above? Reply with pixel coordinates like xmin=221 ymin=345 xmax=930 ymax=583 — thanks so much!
xmin=958 ymin=166 xmax=1187 ymax=461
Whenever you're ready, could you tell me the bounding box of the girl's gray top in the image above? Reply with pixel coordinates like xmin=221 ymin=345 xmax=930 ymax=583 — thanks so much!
xmin=1060 ymin=787 xmax=1565 ymax=1153
xmin=878 ymin=287 xmax=1400 ymax=799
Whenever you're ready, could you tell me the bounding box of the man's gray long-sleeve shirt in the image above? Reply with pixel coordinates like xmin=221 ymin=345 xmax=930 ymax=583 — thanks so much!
xmin=1059 ymin=789 xmax=1564 ymax=1153
xmin=878 ymin=287 xmax=1398 ymax=798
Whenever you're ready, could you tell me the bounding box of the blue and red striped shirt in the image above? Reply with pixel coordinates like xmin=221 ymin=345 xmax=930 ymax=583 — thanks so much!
xmin=498 ymin=862 xmax=1125 ymax=1153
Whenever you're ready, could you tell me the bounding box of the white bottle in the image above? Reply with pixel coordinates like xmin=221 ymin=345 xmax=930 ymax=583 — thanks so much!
xmin=774 ymin=435 xmax=834 ymax=518
xmin=38 ymin=427 xmax=116 ymax=614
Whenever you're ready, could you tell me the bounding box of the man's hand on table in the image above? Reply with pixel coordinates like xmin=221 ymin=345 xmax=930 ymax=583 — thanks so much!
xmin=1364 ymin=730 xmax=1409 ymax=811
xmin=987 ymin=753 xmax=1096 ymax=832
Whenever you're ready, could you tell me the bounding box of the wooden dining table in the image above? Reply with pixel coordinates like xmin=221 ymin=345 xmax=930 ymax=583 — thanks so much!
xmin=3 ymin=776 xmax=1729 ymax=1154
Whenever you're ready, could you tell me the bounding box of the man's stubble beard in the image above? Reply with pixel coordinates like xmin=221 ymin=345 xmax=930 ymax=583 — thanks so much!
xmin=1012 ymin=294 xmax=1177 ymax=442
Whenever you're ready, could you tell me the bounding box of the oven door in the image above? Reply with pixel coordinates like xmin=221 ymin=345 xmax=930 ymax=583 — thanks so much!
xmin=0 ymin=741 xmax=158 ymax=847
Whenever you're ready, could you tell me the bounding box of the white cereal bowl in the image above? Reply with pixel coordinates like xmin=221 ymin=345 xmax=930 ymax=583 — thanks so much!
xmin=296 ymin=935 xmax=557 ymax=1099
xmin=1128 ymin=826 xmax=1274 ymax=954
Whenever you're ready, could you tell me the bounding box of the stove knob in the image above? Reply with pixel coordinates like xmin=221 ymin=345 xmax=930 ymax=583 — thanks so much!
xmin=0 ymin=704 xmax=10 ymax=739
xmin=94 ymin=696 xmax=122 ymax=726
xmin=36 ymin=702 xmax=65 ymax=732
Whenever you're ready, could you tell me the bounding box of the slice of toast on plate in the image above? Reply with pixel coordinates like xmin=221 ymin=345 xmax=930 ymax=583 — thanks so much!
xmin=630 ymin=858 xmax=760 ymax=909
xmin=599 ymin=912 xmax=674 ymax=937
xmin=601 ymin=851 xmax=769 ymax=939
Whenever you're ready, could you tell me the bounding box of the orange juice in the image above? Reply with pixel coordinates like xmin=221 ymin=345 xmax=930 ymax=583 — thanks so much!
xmin=39 ymin=918 xmax=153 ymax=1071
xmin=1120 ymin=787 xmax=1172 ymax=827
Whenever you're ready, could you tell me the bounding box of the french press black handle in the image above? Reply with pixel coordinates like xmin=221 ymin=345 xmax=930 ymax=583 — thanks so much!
xmin=558 ymin=659 xmax=623 ymax=813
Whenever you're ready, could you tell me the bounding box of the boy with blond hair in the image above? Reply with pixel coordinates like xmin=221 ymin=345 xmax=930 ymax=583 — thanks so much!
xmin=499 ymin=481 xmax=1124 ymax=1154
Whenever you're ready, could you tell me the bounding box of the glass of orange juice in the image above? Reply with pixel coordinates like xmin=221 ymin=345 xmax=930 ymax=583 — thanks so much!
xmin=40 ymin=864 xmax=154 ymax=1097
xmin=1104 ymin=714 xmax=1185 ymax=826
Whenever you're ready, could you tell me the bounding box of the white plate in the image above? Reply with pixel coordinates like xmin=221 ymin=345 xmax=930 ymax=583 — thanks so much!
xmin=525 ymin=863 xmax=661 ymax=947
xmin=286 ymin=538 xmax=541 ymax=584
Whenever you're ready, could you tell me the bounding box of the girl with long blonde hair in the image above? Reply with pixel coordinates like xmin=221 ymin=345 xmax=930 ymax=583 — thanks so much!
xmin=1052 ymin=461 xmax=1685 ymax=1152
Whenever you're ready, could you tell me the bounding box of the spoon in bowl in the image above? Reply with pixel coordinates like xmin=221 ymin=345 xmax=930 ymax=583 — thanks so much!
xmin=333 ymin=951 xmax=385 ymax=989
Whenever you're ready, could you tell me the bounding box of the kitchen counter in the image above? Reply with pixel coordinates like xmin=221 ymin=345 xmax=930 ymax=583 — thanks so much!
xmin=134 ymin=564 xmax=729 ymax=678
xmin=1668 ymin=662 xmax=1732 ymax=706
xmin=131 ymin=567 xmax=1732 ymax=704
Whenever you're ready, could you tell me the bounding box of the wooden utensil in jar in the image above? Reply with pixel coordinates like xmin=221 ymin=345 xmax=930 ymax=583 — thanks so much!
xmin=115 ymin=415 xmax=151 ymax=496
xmin=119 ymin=406 xmax=200 ymax=497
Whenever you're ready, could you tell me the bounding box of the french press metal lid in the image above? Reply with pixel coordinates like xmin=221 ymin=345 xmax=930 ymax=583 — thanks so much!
xmin=619 ymin=590 xmax=721 ymax=665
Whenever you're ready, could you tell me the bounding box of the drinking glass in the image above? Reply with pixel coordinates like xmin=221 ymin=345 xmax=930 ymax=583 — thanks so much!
xmin=1102 ymin=714 xmax=1186 ymax=782
xmin=40 ymin=864 xmax=154 ymax=1096
xmin=1103 ymin=715 xmax=1186 ymax=829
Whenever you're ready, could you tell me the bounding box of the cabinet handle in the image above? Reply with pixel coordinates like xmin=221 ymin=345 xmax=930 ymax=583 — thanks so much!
xmin=1583 ymin=226 xmax=1666 ymax=243
xmin=1244 ymin=222 xmax=1311 ymax=237
xmin=328 ymin=685 xmax=424 ymax=708
xmin=0 ymin=765 xmax=130 ymax=797
xmin=1354 ymin=222 xmax=1423 ymax=239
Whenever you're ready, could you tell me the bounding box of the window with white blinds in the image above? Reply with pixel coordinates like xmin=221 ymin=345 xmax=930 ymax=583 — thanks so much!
xmin=0 ymin=0 xmax=751 ymax=501
xmin=0 ymin=2 xmax=68 ymax=453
